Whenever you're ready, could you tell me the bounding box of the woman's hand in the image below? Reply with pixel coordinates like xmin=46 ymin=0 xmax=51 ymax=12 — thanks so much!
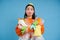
xmin=18 ymin=24 xmax=22 ymax=29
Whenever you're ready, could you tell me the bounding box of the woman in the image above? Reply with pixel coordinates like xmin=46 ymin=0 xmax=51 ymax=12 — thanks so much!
xmin=15 ymin=3 xmax=45 ymax=40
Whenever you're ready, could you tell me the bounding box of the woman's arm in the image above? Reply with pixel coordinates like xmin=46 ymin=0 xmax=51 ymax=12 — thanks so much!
xmin=37 ymin=18 xmax=44 ymax=34
xmin=41 ymin=24 xmax=44 ymax=34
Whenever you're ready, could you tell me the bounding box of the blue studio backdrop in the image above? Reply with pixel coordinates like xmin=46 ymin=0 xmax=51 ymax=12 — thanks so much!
xmin=0 ymin=0 xmax=60 ymax=40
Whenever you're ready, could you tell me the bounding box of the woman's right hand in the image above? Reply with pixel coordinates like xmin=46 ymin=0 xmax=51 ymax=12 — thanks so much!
xmin=18 ymin=24 xmax=23 ymax=29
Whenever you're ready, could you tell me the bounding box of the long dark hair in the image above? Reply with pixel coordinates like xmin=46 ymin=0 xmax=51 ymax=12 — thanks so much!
xmin=24 ymin=4 xmax=36 ymax=19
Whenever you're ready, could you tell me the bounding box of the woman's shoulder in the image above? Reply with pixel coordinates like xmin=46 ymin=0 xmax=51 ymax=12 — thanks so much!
xmin=35 ymin=17 xmax=44 ymax=23
xmin=35 ymin=17 xmax=42 ymax=20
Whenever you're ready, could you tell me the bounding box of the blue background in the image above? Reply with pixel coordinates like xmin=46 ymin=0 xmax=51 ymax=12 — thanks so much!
xmin=0 ymin=0 xmax=60 ymax=40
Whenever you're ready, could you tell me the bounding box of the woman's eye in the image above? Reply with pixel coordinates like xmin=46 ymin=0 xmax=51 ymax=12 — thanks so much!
xmin=27 ymin=8 xmax=29 ymax=10
xmin=26 ymin=8 xmax=33 ymax=11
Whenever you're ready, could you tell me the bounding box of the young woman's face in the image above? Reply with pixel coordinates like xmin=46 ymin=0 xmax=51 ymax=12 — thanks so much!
xmin=25 ymin=6 xmax=34 ymax=17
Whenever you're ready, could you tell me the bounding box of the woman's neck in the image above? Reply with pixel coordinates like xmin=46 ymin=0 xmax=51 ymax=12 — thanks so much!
xmin=27 ymin=16 xmax=32 ymax=19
